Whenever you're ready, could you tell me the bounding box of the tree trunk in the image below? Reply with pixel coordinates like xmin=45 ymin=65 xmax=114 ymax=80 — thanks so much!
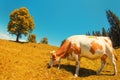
xmin=16 ymin=33 xmax=20 ymax=42
xmin=16 ymin=35 xmax=19 ymax=42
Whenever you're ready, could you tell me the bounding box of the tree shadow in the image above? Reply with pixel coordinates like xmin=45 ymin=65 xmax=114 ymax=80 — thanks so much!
xmin=9 ymin=40 xmax=28 ymax=44
xmin=55 ymin=64 xmax=97 ymax=77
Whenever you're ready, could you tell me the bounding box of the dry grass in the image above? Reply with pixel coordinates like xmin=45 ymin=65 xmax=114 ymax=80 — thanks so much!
xmin=0 ymin=39 xmax=120 ymax=80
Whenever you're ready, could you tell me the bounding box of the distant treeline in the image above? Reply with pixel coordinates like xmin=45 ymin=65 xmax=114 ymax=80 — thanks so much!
xmin=86 ymin=10 xmax=120 ymax=48
xmin=61 ymin=10 xmax=120 ymax=48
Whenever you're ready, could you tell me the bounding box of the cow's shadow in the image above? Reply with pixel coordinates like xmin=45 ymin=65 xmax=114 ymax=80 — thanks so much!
xmin=55 ymin=64 xmax=96 ymax=77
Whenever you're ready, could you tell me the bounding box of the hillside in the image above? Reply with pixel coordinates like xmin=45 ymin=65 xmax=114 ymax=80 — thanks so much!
xmin=0 ymin=39 xmax=120 ymax=80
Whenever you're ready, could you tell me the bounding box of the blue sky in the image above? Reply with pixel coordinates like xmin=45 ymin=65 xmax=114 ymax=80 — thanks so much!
xmin=0 ymin=0 xmax=120 ymax=46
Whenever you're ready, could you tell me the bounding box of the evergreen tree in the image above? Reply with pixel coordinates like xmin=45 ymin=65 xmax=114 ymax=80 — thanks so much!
xmin=92 ymin=31 xmax=102 ymax=36
xmin=106 ymin=10 xmax=120 ymax=47
xmin=95 ymin=31 xmax=102 ymax=36
xmin=60 ymin=39 xmax=66 ymax=47
xmin=92 ymin=31 xmax=96 ymax=36
xmin=102 ymin=27 xmax=108 ymax=36
xmin=86 ymin=32 xmax=90 ymax=35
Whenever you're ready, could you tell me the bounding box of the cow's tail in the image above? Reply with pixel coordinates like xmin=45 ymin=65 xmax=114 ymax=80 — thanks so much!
xmin=113 ymin=49 xmax=118 ymax=61
xmin=106 ymin=43 xmax=118 ymax=61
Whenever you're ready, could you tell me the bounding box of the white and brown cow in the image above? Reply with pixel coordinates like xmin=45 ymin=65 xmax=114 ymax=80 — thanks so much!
xmin=48 ymin=35 xmax=117 ymax=77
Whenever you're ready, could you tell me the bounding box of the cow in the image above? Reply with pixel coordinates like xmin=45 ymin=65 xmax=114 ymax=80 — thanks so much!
xmin=47 ymin=35 xmax=117 ymax=77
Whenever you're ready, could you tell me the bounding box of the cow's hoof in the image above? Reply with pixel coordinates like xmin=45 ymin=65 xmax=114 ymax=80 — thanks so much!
xmin=47 ymin=64 xmax=51 ymax=68
xmin=96 ymin=71 xmax=100 ymax=75
xmin=58 ymin=67 xmax=60 ymax=69
xmin=74 ymin=74 xmax=78 ymax=77
xmin=113 ymin=73 xmax=117 ymax=76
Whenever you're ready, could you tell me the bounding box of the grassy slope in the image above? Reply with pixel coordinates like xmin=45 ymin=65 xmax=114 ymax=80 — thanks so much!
xmin=0 ymin=39 xmax=120 ymax=80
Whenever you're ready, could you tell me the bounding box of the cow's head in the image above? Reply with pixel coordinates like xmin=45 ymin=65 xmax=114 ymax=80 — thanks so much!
xmin=47 ymin=50 xmax=60 ymax=68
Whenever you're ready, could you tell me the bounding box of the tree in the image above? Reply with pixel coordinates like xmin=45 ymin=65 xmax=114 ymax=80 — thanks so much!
xmin=92 ymin=31 xmax=96 ymax=36
xmin=102 ymin=27 xmax=108 ymax=36
xmin=28 ymin=34 xmax=36 ymax=43
xmin=106 ymin=10 xmax=120 ymax=47
xmin=96 ymin=31 xmax=102 ymax=36
xmin=86 ymin=32 xmax=90 ymax=35
xmin=60 ymin=39 xmax=66 ymax=47
xmin=40 ymin=37 xmax=48 ymax=44
xmin=8 ymin=7 xmax=35 ymax=42
xmin=92 ymin=31 xmax=102 ymax=36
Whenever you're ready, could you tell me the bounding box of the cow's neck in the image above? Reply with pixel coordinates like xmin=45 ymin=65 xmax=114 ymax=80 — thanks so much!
xmin=55 ymin=40 xmax=71 ymax=58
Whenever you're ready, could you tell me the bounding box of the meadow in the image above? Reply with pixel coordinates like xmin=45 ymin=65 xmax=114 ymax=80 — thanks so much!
xmin=0 ymin=39 xmax=120 ymax=80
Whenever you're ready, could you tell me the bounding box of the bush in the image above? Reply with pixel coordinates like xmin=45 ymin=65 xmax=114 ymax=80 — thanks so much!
xmin=28 ymin=34 xmax=37 ymax=43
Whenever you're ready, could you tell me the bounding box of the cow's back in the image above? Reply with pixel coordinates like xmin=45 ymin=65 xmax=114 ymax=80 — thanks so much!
xmin=67 ymin=35 xmax=110 ymax=59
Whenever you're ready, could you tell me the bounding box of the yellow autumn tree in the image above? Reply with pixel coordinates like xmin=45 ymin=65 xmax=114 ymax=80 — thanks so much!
xmin=28 ymin=34 xmax=36 ymax=43
xmin=8 ymin=7 xmax=35 ymax=42
xmin=40 ymin=37 xmax=48 ymax=44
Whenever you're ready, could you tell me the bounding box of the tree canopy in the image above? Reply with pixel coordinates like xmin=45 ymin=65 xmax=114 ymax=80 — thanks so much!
xmin=106 ymin=10 xmax=120 ymax=47
xmin=102 ymin=27 xmax=108 ymax=36
xmin=8 ymin=7 xmax=35 ymax=42
xmin=28 ymin=34 xmax=36 ymax=43
xmin=40 ymin=37 xmax=48 ymax=44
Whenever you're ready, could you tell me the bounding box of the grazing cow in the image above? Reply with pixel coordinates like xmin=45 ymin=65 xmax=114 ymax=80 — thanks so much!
xmin=47 ymin=35 xmax=117 ymax=77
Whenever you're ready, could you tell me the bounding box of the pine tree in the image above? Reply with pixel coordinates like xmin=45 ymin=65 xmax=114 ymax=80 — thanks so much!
xmin=60 ymin=39 xmax=66 ymax=47
xmin=92 ymin=31 xmax=96 ymax=36
xmin=96 ymin=31 xmax=102 ymax=36
xmin=102 ymin=27 xmax=108 ymax=36
xmin=92 ymin=31 xmax=102 ymax=36
xmin=86 ymin=32 xmax=90 ymax=35
xmin=106 ymin=10 xmax=120 ymax=47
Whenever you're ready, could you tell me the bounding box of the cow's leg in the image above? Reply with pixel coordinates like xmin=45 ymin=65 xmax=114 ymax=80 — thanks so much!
xmin=57 ymin=58 xmax=61 ymax=69
xmin=75 ymin=61 xmax=80 ymax=77
xmin=109 ymin=54 xmax=117 ymax=75
xmin=58 ymin=59 xmax=61 ymax=69
xmin=66 ymin=57 xmax=70 ymax=65
xmin=97 ymin=54 xmax=107 ymax=75
xmin=97 ymin=60 xmax=106 ymax=75
xmin=73 ymin=53 xmax=80 ymax=77
xmin=106 ymin=46 xmax=117 ymax=75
